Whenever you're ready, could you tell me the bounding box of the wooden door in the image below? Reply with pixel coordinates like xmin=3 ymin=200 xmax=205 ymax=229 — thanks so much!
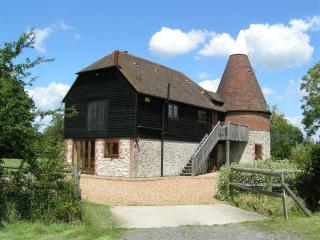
xmin=254 ymin=144 xmax=262 ymax=160
xmin=73 ymin=140 xmax=95 ymax=174
xmin=211 ymin=112 xmax=218 ymax=129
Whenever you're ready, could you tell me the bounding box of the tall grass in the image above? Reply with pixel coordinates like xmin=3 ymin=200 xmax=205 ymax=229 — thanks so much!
xmin=0 ymin=202 xmax=124 ymax=240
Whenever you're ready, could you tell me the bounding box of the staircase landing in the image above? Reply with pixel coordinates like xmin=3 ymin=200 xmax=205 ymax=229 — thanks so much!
xmin=180 ymin=122 xmax=249 ymax=176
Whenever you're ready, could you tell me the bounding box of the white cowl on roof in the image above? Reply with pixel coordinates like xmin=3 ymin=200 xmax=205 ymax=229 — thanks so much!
xmin=231 ymin=30 xmax=248 ymax=55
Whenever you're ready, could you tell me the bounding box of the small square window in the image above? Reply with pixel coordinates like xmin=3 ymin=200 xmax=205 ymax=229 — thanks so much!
xmin=168 ymin=103 xmax=178 ymax=118
xmin=104 ymin=140 xmax=119 ymax=158
xmin=198 ymin=110 xmax=207 ymax=123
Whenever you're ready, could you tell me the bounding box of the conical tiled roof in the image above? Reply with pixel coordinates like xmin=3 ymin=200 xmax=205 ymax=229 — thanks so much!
xmin=217 ymin=54 xmax=269 ymax=113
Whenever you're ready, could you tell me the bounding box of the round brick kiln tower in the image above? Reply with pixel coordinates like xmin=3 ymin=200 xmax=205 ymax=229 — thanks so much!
xmin=217 ymin=31 xmax=271 ymax=161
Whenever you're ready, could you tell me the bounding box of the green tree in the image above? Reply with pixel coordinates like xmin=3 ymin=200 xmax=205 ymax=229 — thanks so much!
xmin=0 ymin=158 xmax=4 ymax=226
xmin=39 ymin=112 xmax=64 ymax=159
xmin=0 ymin=30 xmax=52 ymax=162
xmin=295 ymin=144 xmax=320 ymax=212
xmin=270 ymin=106 xmax=304 ymax=159
xmin=301 ymin=61 xmax=320 ymax=138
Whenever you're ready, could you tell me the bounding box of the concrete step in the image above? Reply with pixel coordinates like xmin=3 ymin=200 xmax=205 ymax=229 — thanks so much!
xmin=180 ymin=172 xmax=191 ymax=176
xmin=182 ymin=169 xmax=191 ymax=174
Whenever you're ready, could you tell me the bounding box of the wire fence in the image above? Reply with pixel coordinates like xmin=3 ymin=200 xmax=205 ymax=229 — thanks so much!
xmin=0 ymin=163 xmax=82 ymax=224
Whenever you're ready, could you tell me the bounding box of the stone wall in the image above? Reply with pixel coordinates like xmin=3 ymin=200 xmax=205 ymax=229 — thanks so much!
xmin=64 ymin=138 xmax=198 ymax=177
xmin=134 ymin=139 xmax=198 ymax=177
xmin=65 ymin=131 xmax=270 ymax=177
xmin=65 ymin=139 xmax=73 ymax=165
xmin=229 ymin=130 xmax=270 ymax=163
xmin=95 ymin=139 xmax=131 ymax=177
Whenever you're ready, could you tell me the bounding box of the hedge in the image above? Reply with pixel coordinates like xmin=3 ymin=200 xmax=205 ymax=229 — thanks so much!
xmin=216 ymin=159 xmax=298 ymax=201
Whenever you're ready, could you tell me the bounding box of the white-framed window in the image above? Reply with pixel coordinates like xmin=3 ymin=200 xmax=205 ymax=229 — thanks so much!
xmin=104 ymin=140 xmax=119 ymax=158
xmin=168 ymin=103 xmax=179 ymax=118
xmin=198 ymin=110 xmax=207 ymax=123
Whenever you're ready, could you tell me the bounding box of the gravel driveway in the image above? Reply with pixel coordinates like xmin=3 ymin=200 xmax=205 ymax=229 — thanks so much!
xmin=120 ymin=224 xmax=300 ymax=240
xmin=80 ymin=173 xmax=219 ymax=205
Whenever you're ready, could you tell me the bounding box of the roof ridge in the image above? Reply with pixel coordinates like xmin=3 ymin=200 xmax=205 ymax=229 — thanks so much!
xmin=118 ymin=51 xmax=213 ymax=95
xmin=118 ymin=51 xmax=188 ymax=76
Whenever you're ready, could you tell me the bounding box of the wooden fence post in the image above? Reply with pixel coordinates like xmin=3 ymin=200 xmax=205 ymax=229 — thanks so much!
xmin=281 ymin=172 xmax=288 ymax=220
xmin=229 ymin=168 xmax=234 ymax=201
xmin=229 ymin=167 xmax=312 ymax=219
xmin=226 ymin=140 xmax=230 ymax=166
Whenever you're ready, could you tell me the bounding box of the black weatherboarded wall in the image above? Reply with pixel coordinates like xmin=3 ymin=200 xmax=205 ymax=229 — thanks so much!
xmin=64 ymin=67 xmax=136 ymax=139
xmin=136 ymin=94 xmax=211 ymax=142
xmin=64 ymin=67 xmax=214 ymax=142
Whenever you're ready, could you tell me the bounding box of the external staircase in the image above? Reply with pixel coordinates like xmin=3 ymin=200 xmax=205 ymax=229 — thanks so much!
xmin=180 ymin=122 xmax=249 ymax=176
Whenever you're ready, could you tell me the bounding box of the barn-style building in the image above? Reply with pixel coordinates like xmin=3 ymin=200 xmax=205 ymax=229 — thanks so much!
xmin=64 ymin=34 xmax=270 ymax=177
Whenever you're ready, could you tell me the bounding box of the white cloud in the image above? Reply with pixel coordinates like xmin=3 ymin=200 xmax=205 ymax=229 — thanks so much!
xmin=149 ymin=27 xmax=208 ymax=57
xmin=74 ymin=33 xmax=82 ymax=39
xmin=198 ymin=79 xmax=221 ymax=92
xmin=262 ymin=86 xmax=274 ymax=96
xmin=285 ymin=79 xmax=306 ymax=97
xmin=244 ymin=23 xmax=313 ymax=69
xmin=286 ymin=115 xmax=320 ymax=141
xmin=27 ymin=82 xmax=70 ymax=111
xmin=276 ymin=79 xmax=306 ymax=102
xmin=289 ymin=15 xmax=320 ymax=31
xmin=59 ymin=20 xmax=74 ymax=31
xmin=198 ymin=72 xmax=211 ymax=79
xmin=32 ymin=27 xmax=53 ymax=53
xmin=286 ymin=115 xmax=303 ymax=127
xmin=198 ymin=33 xmax=235 ymax=57
xmin=31 ymin=20 xmax=81 ymax=53
xmin=196 ymin=15 xmax=318 ymax=69
xmin=286 ymin=115 xmax=305 ymax=134
xmin=34 ymin=115 xmax=52 ymax=132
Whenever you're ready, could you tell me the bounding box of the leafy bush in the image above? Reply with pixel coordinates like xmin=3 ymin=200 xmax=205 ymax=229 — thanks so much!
xmin=295 ymin=144 xmax=320 ymax=212
xmin=0 ymin=160 xmax=5 ymax=226
xmin=216 ymin=159 xmax=298 ymax=201
xmin=270 ymin=106 xmax=304 ymax=159
xmin=290 ymin=143 xmax=314 ymax=168
xmin=2 ymin=156 xmax=81 ymax=224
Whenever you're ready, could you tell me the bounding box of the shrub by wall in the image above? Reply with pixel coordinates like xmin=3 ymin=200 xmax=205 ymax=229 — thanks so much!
xmin=2 ymin=157 xmax=82 ymax=224
xmin=0 ymin=160 xmax=5 ymax=226
xmin=295 ymin=144 xmax=320 ymax=212
xmin=216 ymin=159 xmax=298 ymax=201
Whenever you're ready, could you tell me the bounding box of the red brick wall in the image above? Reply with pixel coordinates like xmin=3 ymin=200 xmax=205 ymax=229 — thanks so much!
xmin=225 ymin=112 xmax=270 ymax=132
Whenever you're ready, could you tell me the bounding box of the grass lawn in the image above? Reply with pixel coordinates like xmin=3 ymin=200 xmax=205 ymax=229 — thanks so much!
xmin=247 ymin=214 xmax=320 ymax=240
xmin=232 ymin=193 xmax=320 ymax=239
xmin=1 ymin=158 xmax=23 ymax=168
xmin=0 ymin=202 xmax=124 ymax=240
xmin=231 ymin=193 xmax=303 ymax=218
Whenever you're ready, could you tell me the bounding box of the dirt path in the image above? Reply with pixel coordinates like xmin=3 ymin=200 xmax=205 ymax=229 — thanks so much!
xmin=80 ymin=173 xmax=219 ymax=205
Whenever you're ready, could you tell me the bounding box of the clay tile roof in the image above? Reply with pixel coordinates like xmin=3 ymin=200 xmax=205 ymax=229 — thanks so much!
xmin=79 ymin=50 xmax=224 ymax=112
xmin=217 ymin=54 xmax=269 ymax=113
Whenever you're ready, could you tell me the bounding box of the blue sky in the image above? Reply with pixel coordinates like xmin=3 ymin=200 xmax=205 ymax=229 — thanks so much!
xmin=1 ymin=0 xmax=320 ymax=137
